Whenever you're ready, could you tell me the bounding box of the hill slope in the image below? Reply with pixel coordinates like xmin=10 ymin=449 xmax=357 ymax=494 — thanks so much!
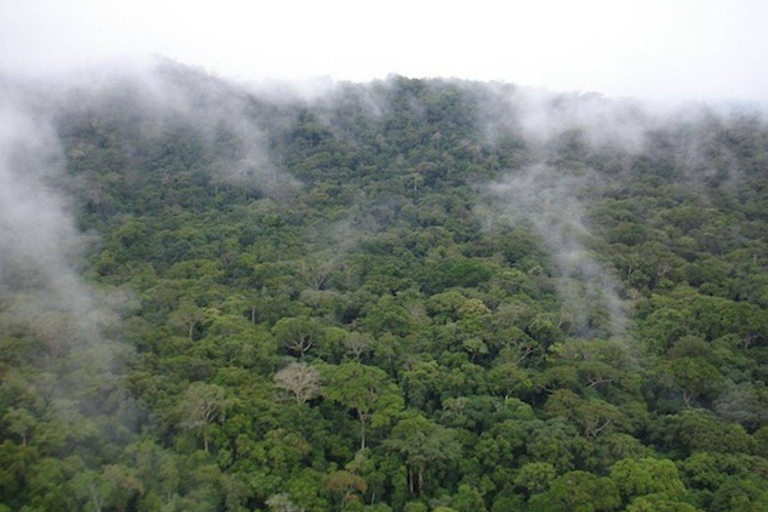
xmin=2 ymin=62 xmax=768 ymax=512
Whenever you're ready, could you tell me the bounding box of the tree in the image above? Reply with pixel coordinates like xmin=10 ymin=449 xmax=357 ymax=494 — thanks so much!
xmin=100 ymin=465 xmax=144 ymax=512
xmin=529 ymin=471 xmax=621 ymax=512
xmin=177 ymin=382 xmax=228 ymax=453
xmin=714 ymin=384 xmax=768 ymax=431
xmin=609 ymin=457 xmax=685 ymax=503
xmin=297 ymin=252 xmax=337 ymax=291
xmin=453 ymin=484 xmax=487 ymax=512
xmin=266 ymin=493 xmax=305 ymax=512
xmin=322 ymin=363 xmax=403 ymax=450
xmin=544 ymin=390 xmax=628 ymax=438
xmin=70 ymin=470 xmax=108 ymax=512
xmin=653 ymin=409 xmax=754 ymax=456
xmin=362 ymin=295 xmax=414 ymax=337
xmin=325 ymin=470 xmax=367 ymax=510
xmin=711 ymin=475 xmax=768 ymax=512
xmin=486 ymin=362 xmax=533 ymax=400
xmin=2 ymin=407 xmax=36 ymax=445
xmin=625 ymin=495 xmax=702 ymax=512
xmin=344 ymin=332 xmax=372 ymax=363
xmin=168 ymin=300 xmax=205 ymax=340
xmin=661 ymin=357 xmax=724 ymax=407
xmin=273 ymin=316 xmax=323 ymax=358
xmin=274 ymin=362 xmax=321 ymax=405
xmin=514 ymin=462 xmax=557 ymax=497
xmin=386 ymin=413 xmax=461 ymax=494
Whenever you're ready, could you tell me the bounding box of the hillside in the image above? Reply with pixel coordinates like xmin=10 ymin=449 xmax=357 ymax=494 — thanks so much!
xmin=2 ymin=62 xmax=768 ymax=512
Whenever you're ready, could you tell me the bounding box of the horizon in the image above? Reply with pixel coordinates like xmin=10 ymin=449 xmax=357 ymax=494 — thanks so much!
xmin=2 ymin=0 xmax=767 ymax=103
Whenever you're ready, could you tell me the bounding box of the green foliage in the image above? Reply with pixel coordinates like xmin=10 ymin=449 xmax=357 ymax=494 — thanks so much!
xmin=610 ymin=457 xmax=686 ymax=502
xmin=528 ymin=471 xmax=621 ymax=512
xmin=386 ymin=412 xmax=461 ymax=495
xmin=321 ymin=363 xmax=404 ymax=449
xmin=625 ymin=494 xmax=703 ymax=512
xmin=514 ymin=462 xmax=557 ymax=496
xmin=3 ymin=68 xmax=768 ymax=512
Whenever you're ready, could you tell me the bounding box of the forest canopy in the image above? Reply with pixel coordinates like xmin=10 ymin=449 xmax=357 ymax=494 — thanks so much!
xmin=2 ymin=61 xmax=768 ymax=512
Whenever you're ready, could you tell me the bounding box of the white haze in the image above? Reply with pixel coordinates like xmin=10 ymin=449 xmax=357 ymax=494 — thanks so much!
xmin=0 ymin=60 xmax=299 ymax=415
xmin=2 ymin=59 xmax=763 ymax=345
xmin=0 ymin=59 xmax=302 ymax=325
xmin=476 ymin=86 xmax=765 ymax=338
xmin=2 ymin=0 xmax=768 ymax=102
xmin=57 ymin=60 xmax=301 ymax=196
xmin=1 ymin=89 xmax=85 ymax=307
xmin=0 ymin=84 xmax=120 ymax=369
xmin=486 ymin=166 xmax=628 ymax=338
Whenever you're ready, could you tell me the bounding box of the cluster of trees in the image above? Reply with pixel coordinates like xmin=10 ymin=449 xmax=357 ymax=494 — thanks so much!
xmin=2 ymin=65 xmax=768 ymax=511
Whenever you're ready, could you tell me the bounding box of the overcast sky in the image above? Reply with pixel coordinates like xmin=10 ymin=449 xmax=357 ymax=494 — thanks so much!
xmin=1 ymin=0 xmax=767 ymax=101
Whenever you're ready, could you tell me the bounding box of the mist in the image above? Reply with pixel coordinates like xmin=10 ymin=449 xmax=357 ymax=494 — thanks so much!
xmin=0 ymin=57 xmax=322 ymax=327
xmin=0 ymin=83 xmax=138 ymax=461
xmin=4 ymin=59 xmax=763 ymax=346
xmin=485 ymin=165 xmax=628 ymax=337
xmin=2 ymin=48 xmax=768 ymax=512
xmin=0 ymin=58 xmax=311 ymax=444
xmin=0 ymin=84 xmax=104 ymax=338
xmin=474 ymin=84 xmax=768 ymax=339
xmin=55 ymin=59 xmax=301 ymax=198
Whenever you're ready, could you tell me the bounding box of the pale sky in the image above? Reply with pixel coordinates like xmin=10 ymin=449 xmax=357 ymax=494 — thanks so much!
xmin=1 ymin=0 xmax=767 ymax=101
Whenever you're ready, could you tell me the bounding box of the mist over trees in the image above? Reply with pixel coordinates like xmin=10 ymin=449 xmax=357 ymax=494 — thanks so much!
xmin=2 ymin=60 xmax=768 ymax=512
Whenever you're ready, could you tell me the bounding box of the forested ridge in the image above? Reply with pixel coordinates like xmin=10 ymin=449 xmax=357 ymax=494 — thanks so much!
xmin=3 ymin=62 xmax=768 ymax=512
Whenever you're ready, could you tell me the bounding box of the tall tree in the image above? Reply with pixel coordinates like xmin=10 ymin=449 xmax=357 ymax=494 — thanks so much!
xmin=322 ymin=363 xmax=403 ymax=449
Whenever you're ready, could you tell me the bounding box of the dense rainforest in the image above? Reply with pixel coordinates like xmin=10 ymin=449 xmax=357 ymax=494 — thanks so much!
xmin=2 ymin=61 xmax=768 ymax=512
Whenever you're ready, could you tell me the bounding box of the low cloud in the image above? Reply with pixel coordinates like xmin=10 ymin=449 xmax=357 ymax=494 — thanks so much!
xmin=485 ymin=164 xmax=627 ymax=338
